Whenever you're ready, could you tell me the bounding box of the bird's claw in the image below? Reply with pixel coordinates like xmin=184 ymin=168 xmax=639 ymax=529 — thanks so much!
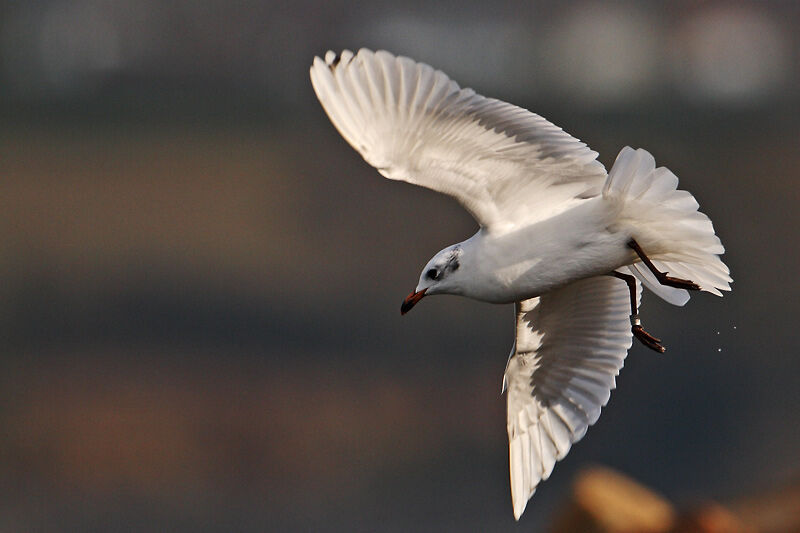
xmin=633 ymin=325 xmax=666 ymax=353
xmin=658 ymin=273 xmax=701 ymax=291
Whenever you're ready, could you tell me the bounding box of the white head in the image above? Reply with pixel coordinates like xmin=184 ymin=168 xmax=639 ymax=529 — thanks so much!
xmin=401 ymin=243 xmax=466 ymax=314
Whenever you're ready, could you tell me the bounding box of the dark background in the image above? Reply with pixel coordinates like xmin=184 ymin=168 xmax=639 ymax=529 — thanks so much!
xmin=0 ymin=1 xmax=798 ymax=531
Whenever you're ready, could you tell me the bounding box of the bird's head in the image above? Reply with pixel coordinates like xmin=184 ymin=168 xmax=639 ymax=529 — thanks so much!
xmin=401 ymin=244 xmax=464 ymax=314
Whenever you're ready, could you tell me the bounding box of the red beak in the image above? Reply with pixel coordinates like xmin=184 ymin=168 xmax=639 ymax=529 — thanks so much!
xmin=401 ymin=288 xmax=427 ymax=315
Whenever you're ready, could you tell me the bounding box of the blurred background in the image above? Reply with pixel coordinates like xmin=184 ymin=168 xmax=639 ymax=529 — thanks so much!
xmin=0 ymin=1 xmax=798 ymax=531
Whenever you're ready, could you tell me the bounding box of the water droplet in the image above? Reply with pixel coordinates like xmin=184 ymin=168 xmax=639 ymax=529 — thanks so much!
xmin=716 ymin=331 xmax=720 ymax=335
xmin=733 ymin=326 xmax=737 ymax=330
xmin=717 ymin=348 xmax=722 ymax=352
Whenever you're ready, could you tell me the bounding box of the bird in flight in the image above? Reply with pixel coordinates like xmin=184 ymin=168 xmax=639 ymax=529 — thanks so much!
xmin=310 ymin=48 xmax=731 ymax=520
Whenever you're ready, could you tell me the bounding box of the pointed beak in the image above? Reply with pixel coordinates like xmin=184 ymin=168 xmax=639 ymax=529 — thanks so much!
xmin=401 ymin=288 xmax=427 ymax=315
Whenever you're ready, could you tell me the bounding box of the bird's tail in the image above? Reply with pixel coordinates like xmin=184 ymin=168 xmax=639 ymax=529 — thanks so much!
xmin=603 ymin=147 xmax=731 ymax=306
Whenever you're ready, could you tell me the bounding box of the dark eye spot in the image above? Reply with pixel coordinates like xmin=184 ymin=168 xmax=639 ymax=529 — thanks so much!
xmin=426 ymin=268 xmax=439 ymax=280
xmin=451 ymin=260 xmax=459 ymax=271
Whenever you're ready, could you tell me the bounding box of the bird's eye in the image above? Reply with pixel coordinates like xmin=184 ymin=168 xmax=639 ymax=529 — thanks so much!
xmin=426 ymin=268 xmax=439 ymax=280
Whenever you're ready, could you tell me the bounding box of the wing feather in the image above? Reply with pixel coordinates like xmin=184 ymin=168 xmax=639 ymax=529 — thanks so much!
xmin=503 ymin=275 xmax=638 ymax=519
xmin=310 ymin=48 xmax=607 ymax=232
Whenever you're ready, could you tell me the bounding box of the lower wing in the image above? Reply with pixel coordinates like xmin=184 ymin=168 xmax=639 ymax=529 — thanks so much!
xmin=504 ymin=275 xmax=639 ymax=519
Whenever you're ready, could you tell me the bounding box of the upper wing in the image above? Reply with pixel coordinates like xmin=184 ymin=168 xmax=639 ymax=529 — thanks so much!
xmin=310 ymin=49 xmax=607 ymax=233
xmin=504 ymin=275 xmax=638 ymax=520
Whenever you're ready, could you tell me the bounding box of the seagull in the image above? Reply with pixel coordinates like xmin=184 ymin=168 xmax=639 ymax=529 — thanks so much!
xmin=310 ymin=48 xmax=731 ymax=520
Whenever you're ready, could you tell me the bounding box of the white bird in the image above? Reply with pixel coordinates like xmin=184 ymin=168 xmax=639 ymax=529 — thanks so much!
xmin=310 ymin=48 xmax=731 ymax=520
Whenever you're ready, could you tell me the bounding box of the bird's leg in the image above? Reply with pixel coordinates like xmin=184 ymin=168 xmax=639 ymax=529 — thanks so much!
xmin=609 ymin=271 xmax=666 ymax=353
xmin=628 ymin=239 xmax=701 ymax=291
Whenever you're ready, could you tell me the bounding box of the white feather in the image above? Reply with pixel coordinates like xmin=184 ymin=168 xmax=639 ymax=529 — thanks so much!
xmin=310 ymin=48 xmax=607 ymax=233
xmin=504 ymin=275 xmax=637 ymax=520
xmin=606 ymin=147 xmax=732 ymax=300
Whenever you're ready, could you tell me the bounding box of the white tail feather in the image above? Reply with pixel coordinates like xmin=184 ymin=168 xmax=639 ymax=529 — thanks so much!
xmin=606 ymin=147 xmax=731 ymax=303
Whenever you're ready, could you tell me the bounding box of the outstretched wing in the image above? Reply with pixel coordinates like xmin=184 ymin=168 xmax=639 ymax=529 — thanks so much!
xmin=504 ymin=275 xmax=638 ymax=519
xmin=310 ymin=49 xmax=607 ymax=233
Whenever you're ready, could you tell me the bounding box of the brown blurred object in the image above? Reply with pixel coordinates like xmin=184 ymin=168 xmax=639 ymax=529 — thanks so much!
xmin=552 ymin=467 xmax=800 ymax=533
xmin=672 ymin=503 xmax=754 ymax=533
xmin=733 ymin=480 xmax=800 ymax=533
xmin=550 ymin=466 xmax=676 ymax=533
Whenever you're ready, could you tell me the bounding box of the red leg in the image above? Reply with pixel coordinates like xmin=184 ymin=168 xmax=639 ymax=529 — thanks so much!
xmin=628 ymin=239 xmax=701 ymax=291
xmin=609 ymin=271 xmax=666 ymax=353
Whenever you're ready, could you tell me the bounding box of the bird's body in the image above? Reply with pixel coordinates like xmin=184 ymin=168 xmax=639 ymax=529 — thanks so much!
xmin=426 ymin=196 xmax=633 ymax=303
xmin=310 ymin=48 xmax=731 ymax=520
